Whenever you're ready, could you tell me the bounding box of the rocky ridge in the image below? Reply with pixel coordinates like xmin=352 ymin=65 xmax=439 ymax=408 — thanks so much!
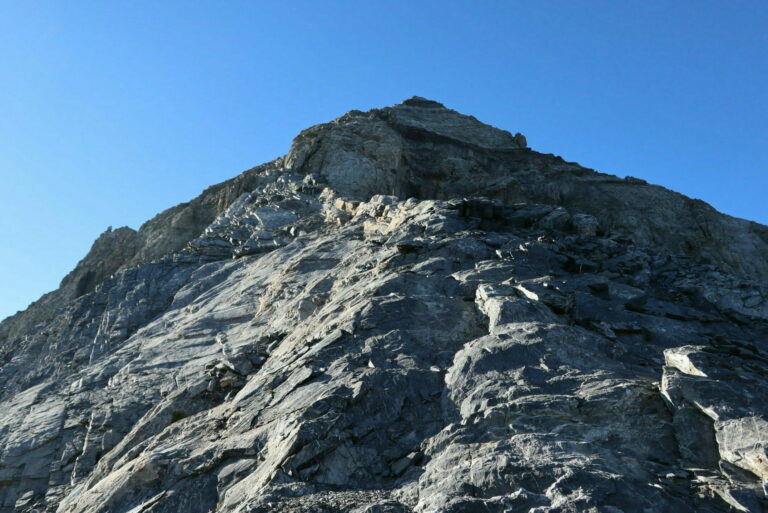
xmin=1 ymin=97 xmax=767 ymax=513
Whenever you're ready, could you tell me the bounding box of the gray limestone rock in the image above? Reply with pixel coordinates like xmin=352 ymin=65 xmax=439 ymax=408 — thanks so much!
xmin=1 ymin=98 xmax=767 ymax=513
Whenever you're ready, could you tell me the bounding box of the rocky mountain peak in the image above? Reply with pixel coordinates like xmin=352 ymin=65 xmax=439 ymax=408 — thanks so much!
xmin=1 ymin=99 xmax=767 ymax=513
xmin=399 ymin=96 xmax=446 ymax=108
xmin=59 ymin=225 xmax=141 ymax=299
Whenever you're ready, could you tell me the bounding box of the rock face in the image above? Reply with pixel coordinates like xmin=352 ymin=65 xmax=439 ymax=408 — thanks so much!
xmin=1 ymin=97 xmax=767 ymax=513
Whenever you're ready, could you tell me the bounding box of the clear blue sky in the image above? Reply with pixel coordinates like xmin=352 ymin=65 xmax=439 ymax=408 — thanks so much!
xmin=1 ymin=1 xmax=766 ymax=321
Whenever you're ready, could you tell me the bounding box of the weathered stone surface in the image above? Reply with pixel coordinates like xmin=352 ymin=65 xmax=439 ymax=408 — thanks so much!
xmin=1 ymin=98 xmax=767 ymax=512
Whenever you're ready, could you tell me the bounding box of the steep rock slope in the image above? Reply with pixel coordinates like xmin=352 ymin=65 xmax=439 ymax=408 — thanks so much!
xmin=1 ymin=98 xmax=767 ymax=513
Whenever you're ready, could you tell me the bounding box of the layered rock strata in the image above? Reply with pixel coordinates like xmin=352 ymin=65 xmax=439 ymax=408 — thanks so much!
xmin=1 ymin=98 xmax=767 ymax=513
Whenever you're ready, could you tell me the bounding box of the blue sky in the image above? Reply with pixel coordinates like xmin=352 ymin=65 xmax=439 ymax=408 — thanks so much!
xmin=1 ymin=1 xmax=766 ymax=320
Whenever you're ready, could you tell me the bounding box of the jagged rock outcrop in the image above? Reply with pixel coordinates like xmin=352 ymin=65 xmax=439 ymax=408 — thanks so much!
xmin=1 ymin=98 xmax=767 ymax=513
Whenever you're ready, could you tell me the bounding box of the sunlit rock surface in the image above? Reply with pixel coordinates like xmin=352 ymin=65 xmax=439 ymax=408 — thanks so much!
xmin=2 ymin=98 xmax=767 ymax=513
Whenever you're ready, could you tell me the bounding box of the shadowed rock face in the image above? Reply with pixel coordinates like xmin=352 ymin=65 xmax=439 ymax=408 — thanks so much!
xmin=287 ymin=98 xmax=768 ymax=280
xmin=1 ymin=98 xmax=767 ymax=513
